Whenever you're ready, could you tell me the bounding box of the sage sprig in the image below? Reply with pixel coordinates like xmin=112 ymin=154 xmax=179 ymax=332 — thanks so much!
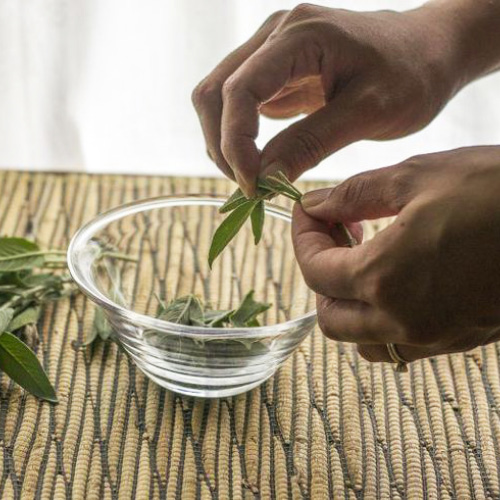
xmin=209 ymin=172 xmax=354 ymax=266
xmin=0 ymin=236 xmax=134 ymax=402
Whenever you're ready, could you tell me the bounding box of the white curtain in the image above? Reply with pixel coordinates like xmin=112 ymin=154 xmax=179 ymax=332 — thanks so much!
xmin=0 ymin=0 xmax=499 ymax=180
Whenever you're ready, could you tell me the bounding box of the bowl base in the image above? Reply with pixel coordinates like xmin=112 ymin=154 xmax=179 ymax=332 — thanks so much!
xmin=135 ymin=360 xmax=275 ymax=398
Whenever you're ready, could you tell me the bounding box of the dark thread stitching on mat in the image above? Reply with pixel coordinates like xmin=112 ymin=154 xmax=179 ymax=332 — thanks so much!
xmin=463 ymin=354 xmax=496 ymax=497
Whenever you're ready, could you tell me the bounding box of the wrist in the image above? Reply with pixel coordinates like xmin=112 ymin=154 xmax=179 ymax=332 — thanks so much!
xmin=414 ymin=0 xmax=500 ymax=88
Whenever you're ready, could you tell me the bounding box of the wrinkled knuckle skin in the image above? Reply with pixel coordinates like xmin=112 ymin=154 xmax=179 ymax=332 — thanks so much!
xmin=222 ymin=76 xmax=243 ymax=99
xmin=389 ymin=168 xmax=415 ymax=211
xmin=191 ymin=80 xmax=220 ymax=110
xmin=317 ymin=309 xmax=338 ymax=341
xmin=293 ymin=129 xmax=327 ymax=169
xmin=263 ymin=9 xmax=289 ymax=28
xmin=338 ymin=174 xmax=370 ymax=206
xmin=302 ymin=270 xmax=322 ymax=296
xmin=290 ymin=3 xmax=320 ymax=19
xmin=403 ymin=155 xmax=425 ymax=170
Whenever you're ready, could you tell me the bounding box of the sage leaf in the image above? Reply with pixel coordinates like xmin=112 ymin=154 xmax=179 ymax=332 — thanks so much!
xmin=84 ymin=308 xmax=113 ymax=345
xmin=262 ymin=172 xmax=302 ymax=201
xmin=230 ymin=290 xmax=271 ymax=327
xmin=0 ymin=331 xmax=58 ymax=402
xmin=158 ymin=295 xmax=204 ymax=325
xmin=0 ymin=238 xmax=45 ymax=272
xmin=0 ymin=308 xmax=15 ymax=333
xmin=219 ymin=189 xmax=248 ymax=213
xmin=8 ymin=306 xmax=40 ymax=332
xmin=251 ymin=200 xmax=265 ymax=245
xmin=203 ymin=309 xmax=234 ymax=327
xmin=209 ymin=200 xmax=257 ymax=268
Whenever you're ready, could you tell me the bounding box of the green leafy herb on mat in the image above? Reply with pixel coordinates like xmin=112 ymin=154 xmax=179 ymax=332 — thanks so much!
xmin=0 ymin=236 xmax=134 ymax=402
xmin=143 ymin=290 xmax=272 ymax=351
xmin=209 ymin=171 xmax=355 ymax=267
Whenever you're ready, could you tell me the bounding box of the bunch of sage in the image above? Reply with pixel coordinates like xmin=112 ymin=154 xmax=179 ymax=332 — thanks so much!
xmin=0 ymin=236 xmax=132 ymax=402
xmin=209 ymin=171 xmax=355 ymax=267
xmin=144 ymin=290 xmax=272 ymax=352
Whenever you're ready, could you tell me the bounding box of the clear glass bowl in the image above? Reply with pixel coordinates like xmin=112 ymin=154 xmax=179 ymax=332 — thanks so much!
xmin=67 ymin=195 xmax=316 ymax=398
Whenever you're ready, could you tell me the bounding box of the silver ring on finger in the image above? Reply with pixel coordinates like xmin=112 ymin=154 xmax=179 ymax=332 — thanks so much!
xmin=387 ymin=343 xmax=409 ymax=373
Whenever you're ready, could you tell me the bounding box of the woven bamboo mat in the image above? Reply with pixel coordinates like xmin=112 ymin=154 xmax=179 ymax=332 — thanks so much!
xmin=0 ymin=171 xmax=499 ymax=500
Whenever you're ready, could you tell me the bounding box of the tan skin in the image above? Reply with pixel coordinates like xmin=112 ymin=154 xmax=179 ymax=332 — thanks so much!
xmin=193 ymin=0 xmax=500 ymax=365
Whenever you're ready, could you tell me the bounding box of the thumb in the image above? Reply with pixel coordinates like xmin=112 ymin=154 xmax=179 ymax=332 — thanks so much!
xmin=260 ymin=82 xmax=377 ymax=181
xmin=300 ymin=164 xmax=416 ymax=223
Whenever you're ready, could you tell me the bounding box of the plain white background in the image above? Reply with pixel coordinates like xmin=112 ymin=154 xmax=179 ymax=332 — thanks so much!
xmin=0 ymin=0 xmax=499 ymax=181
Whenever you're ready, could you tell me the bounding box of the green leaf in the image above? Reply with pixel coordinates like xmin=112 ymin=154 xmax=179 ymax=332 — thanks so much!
xmin=96 ymin=308 xmax=113 ymax=341
xmin=219 ymin=189 xmax=248 ymax=213
xmin=209 ymin=201 xmax=257 ymax=268
xmin=0 ymin=331 xmax=57 ymax=402
xmin=20 ymin=273 xmax=63 ymax=288
xmin=8 ymin=306 xmax=40 ymax=332
xmin=251 ymin=201 xmax=265 ymax=245
xmin=84 ymin=308 xmax=113 ymax=345
xmin=0 ymin=238 xmax=45 ymax=272
xmin=261 ymin=172 xmax=302 ymax=201
xmin=0 ymin=308 xmax=15 ymax=333
xmin=202 ymin=309 xmax=234 ymax=327
xmin=230 ymin=290 xmax=271 ymax=327
xmin=158 ymin=295 xmax=204 ymax=325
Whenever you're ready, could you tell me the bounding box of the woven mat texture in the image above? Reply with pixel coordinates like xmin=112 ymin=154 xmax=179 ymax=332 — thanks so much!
xmin=0 ymin=171 xmax=499 ymax=500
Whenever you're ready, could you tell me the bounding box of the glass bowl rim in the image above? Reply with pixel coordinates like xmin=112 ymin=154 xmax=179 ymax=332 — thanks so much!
xmin=67 ymin=194 xmax=317 ymax=339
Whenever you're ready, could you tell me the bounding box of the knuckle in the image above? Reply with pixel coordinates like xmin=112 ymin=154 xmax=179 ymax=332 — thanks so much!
xmin=222 ymin=75 xmax=244 ymax=98
xmin=336 ymin=174 xmax=370 ymax=205
xmin=264 ymin=9 xmax=288 ymax=28
xmin=293 ymin=129 xmax=327 ymax=168
xmin=357 ymin=86 xmax=395 ymax=118
xmin=315 ymin=296 xmax=337 ymax=340
xmin=402 ymin=154 xmax=426 ymax=170
xmin=302 ymin=268 xmax=322 ymax=294
xmin=290 ymin=3 xmax=319 ymax=19
xmin=317 ymin=310 xmax=336 ymax=340
xmin=191 ymin=79 xmax=220 ymax=109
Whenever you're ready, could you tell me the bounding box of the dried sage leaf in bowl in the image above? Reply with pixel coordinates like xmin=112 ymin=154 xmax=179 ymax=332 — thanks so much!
xmin=143 ymin=290 xmax=273 ymax=355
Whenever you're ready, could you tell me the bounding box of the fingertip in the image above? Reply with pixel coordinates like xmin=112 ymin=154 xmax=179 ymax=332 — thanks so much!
xmin=234 ymin=171 xmax=256 ymax=198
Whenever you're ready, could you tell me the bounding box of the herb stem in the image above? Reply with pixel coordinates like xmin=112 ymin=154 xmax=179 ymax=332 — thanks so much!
xmin=99 ymin=252 xmax=138 ymax=263
xmin=0 ymin=285 xmax=46 ymax=310
xmin=0 ymin=249 xmax=67 ymax=264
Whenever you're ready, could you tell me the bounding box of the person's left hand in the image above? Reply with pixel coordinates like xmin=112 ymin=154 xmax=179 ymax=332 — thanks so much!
xmin=292 ymin=146 xmax=500 ymax=364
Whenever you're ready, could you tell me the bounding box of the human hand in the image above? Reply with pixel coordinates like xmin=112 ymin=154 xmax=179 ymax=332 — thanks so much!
xmin=192 ymin=3 xmax=466 ymax=196
xmin=292 ymin=146 xmax=500 ymax=364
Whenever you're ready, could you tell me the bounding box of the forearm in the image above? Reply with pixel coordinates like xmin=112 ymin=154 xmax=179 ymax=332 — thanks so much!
xmin=418 ymin=0 xmax=500 ymax=88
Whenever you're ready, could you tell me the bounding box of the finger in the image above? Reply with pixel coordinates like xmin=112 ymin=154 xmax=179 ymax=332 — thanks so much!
xmin=316 ymin=295 xmax=402 ymax=344
xmin=192 ymin=11 xmax=287 ymax=180
xmin=292 ymin=203 xmax=364 ymax=300
xmin=331 ymin=221 xmax=363 ymax=247
xmin=259 ymin=80 xmax=384 ymax=181
xmin=261 ymin=88 xmax=324 ymax=119
xmin=357 ymin=343 xmax=440 ymax=364
xmin=221 ymin=34 xmax=324 ymax=196
xmin=300 ymin=163 xmax=416 ymax=223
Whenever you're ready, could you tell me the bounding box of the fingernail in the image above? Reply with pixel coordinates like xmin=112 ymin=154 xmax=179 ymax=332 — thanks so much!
xmin=235 ymin=171 xmax=255 ymax=198
xmin=301 ymin=189 xmax=329 ymax=209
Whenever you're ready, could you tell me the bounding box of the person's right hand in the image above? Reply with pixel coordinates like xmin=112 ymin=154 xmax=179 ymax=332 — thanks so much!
xmin=192 ymin=2 xmax=469 ymax=196
xmin=292 ymin=146 xmax=500 ymax=365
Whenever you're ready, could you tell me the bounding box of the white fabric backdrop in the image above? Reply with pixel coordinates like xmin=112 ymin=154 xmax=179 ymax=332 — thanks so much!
xmin=0 ymin=0 xmax=499 ymax=181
